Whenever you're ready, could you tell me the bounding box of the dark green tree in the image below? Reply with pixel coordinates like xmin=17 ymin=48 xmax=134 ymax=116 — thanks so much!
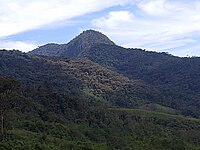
xmin=0 ymin=77 xmax=20 ymax=141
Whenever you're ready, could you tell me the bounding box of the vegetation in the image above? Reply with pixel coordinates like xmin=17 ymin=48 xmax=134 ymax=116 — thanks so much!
xmin=0 ymin=50 xmax=162 ymax=109
xmin=28 ymin=30 xmax=200 ymax=118
xmin=87 ymin=44 xmax=200 ymax=118
xmin=0 ymin=77 xmax=20 ymax=141
xmin=0 ymin=76 xmax=200 ymax=149
xmin=1 ymin=30 xmax=200 ymax=149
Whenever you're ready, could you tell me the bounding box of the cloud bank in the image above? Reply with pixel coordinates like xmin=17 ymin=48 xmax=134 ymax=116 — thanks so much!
xmin=0 ymin=40 xmax=37 ymax=52
xmin=0 ymin=0 xmax=131 ymax=37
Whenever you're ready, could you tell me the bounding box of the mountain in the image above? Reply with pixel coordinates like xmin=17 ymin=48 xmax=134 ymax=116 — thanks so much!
xmin=85 ymin=44 xmax=200 ymax=117
xmin=29 ymin=30 xmax=115 ymax=57
xmin=1 ymin=31 xmax=200 ymax=149
xmin=0 ymin=73 xmax=200 ymax=150
xmin=1 ymin=73 xmax=200 ymax=149
xmin=0 ymin=50 xmax=162 ymax=108
xmin=28 ymin=30 xmax=200 ymax=118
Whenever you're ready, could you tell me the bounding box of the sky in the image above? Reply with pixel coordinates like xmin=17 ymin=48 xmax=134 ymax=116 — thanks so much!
xmin=0 ymin=0 xmax=200 ymax=57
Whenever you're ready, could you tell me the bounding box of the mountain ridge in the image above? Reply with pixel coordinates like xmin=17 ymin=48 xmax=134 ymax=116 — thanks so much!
xmin=29 ymin=29 xmax=115 ymax=57
xmin=27 ymin=29 xmax=200 ymax=118
xmin=0 ymin=49 xmax=163 ymax=108
xmin=1 ymin=30 xmax=200 ymax=149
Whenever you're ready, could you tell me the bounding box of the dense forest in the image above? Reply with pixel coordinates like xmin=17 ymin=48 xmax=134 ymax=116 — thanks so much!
xmin=30 ymin=30 xmax=200 ymax=118
xmin=0 ymin=50 xmax=162 ymax=108
xmin=1 ymin=30 xmax=200 ymax=149
xmin=87 ymin=44 xmax=200 ymax=117
xmin=0 ymin=76 xmax=200 ymax=149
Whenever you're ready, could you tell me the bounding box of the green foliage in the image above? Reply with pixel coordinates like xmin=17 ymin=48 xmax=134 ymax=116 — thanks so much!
xmin=0 ymin=50 xmax=162 ymax=110
xmin=26 ymin=30 xmax=200 ymax=118
xmin=0 ymin=76 xmax=20 ymax=141
xmin=0 ymin=76 xmax=199 ymax=149
xmin=1 ymin=29 xmax=200 ymax=149
xmin=86 ymin=44 xmax=200 ymax=118
xmin=139 ymin=103 xmax=180 ymax=115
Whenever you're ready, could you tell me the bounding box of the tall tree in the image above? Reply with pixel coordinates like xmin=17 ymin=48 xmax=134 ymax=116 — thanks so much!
xmin=0 ymin=77 xmax=20 ymax=141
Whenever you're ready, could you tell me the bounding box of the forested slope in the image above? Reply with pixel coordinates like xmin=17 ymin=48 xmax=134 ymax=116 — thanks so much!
xmin=0 ymin=76 xmax=200 ymax=150
xmin=28 ymin=30 xmax=200 ymax=118
xmin=0 ymin=50 xmax=161 ymax=108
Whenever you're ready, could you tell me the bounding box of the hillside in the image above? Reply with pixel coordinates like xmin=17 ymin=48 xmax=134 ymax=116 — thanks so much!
xmin=86 ymin=44 xmax=200 ymax=117
xmin=0 ymin=50 xmax=162 ymax=108
xmin=0 ymin=76 xmax=200 ymax=149
xmin=28 ymin=30 xmax=200 ymax=118
xmin=1 ymin=29 xmax=200 ymax=149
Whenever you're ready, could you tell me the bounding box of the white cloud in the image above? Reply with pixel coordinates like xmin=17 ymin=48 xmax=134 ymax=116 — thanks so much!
xmin=0 ymin=0 xmax=133 ymax=38
xmin=0 ymin=0 xmax=136 ymax=52
xmin=1 ymin=0 xmax=200 ymax=56
xmin=92 ymin=11 xmax=134 ymax=29
xmin=92 ymin=0 xmax=200 ymax=56
xmin=0 ymin=40 xmax=37 ymax=52
xmin=138 ymin=0 xmax=170 ymax=16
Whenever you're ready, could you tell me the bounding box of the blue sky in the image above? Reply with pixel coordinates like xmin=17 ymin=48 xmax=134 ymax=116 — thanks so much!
xmin=0 ymin=0 xmax=200 ymax=57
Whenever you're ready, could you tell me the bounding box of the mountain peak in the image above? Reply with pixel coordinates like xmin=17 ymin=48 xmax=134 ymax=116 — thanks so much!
xmin=60 ymin=29 xmax=115 ymax=56
xmin=69 ymin=29 xmax=115 ymax=46
xmin=29 ymin=29 xmax=115 ymax=57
